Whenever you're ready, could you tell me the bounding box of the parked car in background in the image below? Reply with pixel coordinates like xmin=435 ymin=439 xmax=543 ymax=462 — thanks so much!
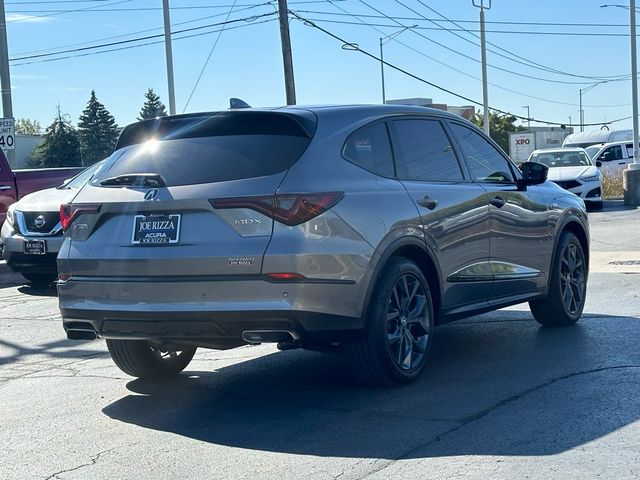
xmin=1 ymin=161 xmax=105 ymax=284
xmin=0 ymin=149 xmax=85 ymax=225
xmin=527 ymin=147 xmax=602 ymax=209
xmin=585 ymin=141 xmax=635 ymax=176
xmin=58 ymin=105 xmax=589 ymax=386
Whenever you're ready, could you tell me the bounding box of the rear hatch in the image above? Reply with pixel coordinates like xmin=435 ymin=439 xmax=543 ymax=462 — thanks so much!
xmin=62 ymin=110 xmax=316 ymax=278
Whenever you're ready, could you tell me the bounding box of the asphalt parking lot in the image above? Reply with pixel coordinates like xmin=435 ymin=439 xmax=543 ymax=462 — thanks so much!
xmin=2 ymin=201 xmax=640 ymax=480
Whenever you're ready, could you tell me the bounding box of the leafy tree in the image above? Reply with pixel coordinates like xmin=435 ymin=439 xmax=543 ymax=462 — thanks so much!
xmin=77 ymin=90 xmax=119 ymax=165
xmin=470 ymin=112 xmax=524 ymax=153
xmin=31 ymin=107 xmax=82 ymax=168
xmin=137 ymin=88 xmax=168 ymax=121
xmin=15 ymin=118 xmax=42 ymax=135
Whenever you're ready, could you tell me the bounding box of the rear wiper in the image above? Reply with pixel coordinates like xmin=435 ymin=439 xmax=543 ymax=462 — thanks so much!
xmin=99 ymin=173 xmax=167 ymax=187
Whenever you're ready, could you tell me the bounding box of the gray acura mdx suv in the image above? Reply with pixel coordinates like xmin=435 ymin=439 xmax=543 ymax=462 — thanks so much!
xmin=58 ymin=105 xmax=589 ymax=386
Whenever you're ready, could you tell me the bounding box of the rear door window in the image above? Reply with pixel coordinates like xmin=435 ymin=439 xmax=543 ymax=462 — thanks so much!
xmin=392 ymin=119 xmax=464 ymax=181
xmin=342 ymin=122 xmax=395 ymax=177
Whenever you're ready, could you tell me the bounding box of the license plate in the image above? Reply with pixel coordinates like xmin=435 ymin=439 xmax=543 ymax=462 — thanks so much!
xmin=132 ymin=214 xmax=181 ymax=245
xmin=24 ymin=239 xmax=46 ymax=255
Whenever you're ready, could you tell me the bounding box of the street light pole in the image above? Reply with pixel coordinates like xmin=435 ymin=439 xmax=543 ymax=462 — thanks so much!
xmin=162 ymin=0 xmax=176 ymax=115
xmin=579 ymin=88 xmax=584 ymax=132
xmin=473 ymin=0 xmax=491 ymax=135
xmin=523 ymin=105 xmax=530 ymax=130
xmin=379 ymin=25 xmax=416 ymax=105
xmin=380 ymin=37 xmax=386 ymax=104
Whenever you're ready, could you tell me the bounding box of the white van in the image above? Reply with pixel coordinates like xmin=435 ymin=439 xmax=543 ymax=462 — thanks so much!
xmin=587 ymin=141 xmax=636 ymax=175
xmin=562 ymin=129 xmax=632 ymax=148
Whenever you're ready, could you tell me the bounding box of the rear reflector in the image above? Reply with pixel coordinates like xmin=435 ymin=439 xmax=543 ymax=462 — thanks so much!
xmin=266 ymin=272 xmax=306 ymax=280
xmin=60 ymin=203 xmax=101 ymax=231
xmin=210 ymin=192 xmax=343 ymax=226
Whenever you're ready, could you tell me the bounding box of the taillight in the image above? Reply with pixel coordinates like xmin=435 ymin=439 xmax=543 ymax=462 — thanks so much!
xmin=60 ymin=203 xmax=101 ymax=231
xmin=210 ymin=192 xmax=343 ymax=226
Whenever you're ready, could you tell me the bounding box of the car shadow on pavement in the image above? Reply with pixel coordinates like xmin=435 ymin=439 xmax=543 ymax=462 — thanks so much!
xmin=17 ymin=283 xmax=58 ymax=297
xmin=102 ymin=314 xmax=640 ymax=460
xmin=0 ymin=338 xmax=109 ymax=366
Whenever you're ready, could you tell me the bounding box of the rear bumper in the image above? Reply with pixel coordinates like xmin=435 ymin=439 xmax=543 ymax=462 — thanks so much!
xmin=0 ymin=225 xmax=63 ymax=274
xmin=58 ymin=277 xmax=366 ymax=348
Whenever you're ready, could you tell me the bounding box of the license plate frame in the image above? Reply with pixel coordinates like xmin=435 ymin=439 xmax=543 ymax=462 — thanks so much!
xmin=24 ymin=239 xmax=46 ymax=255
xmin=131 ymin=214 xmax=181 ymax=245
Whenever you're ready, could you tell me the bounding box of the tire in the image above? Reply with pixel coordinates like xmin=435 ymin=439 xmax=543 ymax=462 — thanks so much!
xmin=106 ymin=339 xmax=196 ymax=379
xmin=21 ymin=272 xmax=57 ymax=284
xmin=346 ymin=257 xmax=434 ymax=386
xmin=530 ymin=231 xmax=587 ymax=326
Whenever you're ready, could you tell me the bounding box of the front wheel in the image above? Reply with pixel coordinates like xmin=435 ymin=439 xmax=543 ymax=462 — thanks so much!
xmin=530 ymin=232 xmax=587 ymax=326
xmin=346 ymin=258 xmax=434 ymax=386
xmin=106 ymin=339 xmax=196 ymax=379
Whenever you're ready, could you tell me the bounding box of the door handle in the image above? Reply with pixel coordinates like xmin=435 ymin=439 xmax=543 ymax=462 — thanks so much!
xmin=0 ymin=185 xmax=12 ymax=191
xmin=417 ymin=195 xmax=438 ymax=210
xmin=490 ymin=196 xmax=506 ymax=208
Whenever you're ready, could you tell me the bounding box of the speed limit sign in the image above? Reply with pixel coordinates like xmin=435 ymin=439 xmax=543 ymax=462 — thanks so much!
xmin=0 ymin=118 xmax=15 ymax=151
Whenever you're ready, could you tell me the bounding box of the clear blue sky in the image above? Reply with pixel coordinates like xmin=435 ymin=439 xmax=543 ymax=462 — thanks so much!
xmin=3 ymin=0 xmax=639 ymax=131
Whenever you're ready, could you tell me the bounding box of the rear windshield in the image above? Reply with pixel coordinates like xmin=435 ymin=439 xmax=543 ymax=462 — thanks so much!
xmin=93 ymin=112 xmax=313 ymax=187
xmin=529 ymin=150 xmax=591 ymax=168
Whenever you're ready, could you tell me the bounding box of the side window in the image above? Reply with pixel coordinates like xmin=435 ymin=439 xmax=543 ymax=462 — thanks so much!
xmin=625 ymin=144 xmax=634 ymax=158
xmin=342 ymin=122 xmax=394 ymax=177
xmin=393 ymin=119 xmax=464 ymax=181
xmin=449 ymin=123 xmax=515 ymax=183
xmin=600 ymin=145 xmax=622 ymax=162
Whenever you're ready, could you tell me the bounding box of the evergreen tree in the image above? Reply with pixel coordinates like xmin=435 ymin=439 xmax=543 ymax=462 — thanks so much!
xmin=470 ymin=112 xmax=524 ymax=153
xmin=31 ymin=107 xmax=82 ymax=168
xmin=137 ymin=88 xmax=168 ymax=120
xmin=77 ymin=90 xmax=119 ymax=166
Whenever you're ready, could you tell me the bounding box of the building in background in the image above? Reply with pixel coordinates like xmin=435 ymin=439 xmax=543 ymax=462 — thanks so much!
xmin=386 ymin=97 xmax=475 ymax=119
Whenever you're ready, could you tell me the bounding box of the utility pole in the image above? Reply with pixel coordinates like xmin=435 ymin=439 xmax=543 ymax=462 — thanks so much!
xmin=523 ymin=105 xmax=530 ymax=130
xmin=625 ymin=0 xmax=640 ymax=205
xmin=579 ymin=88 xmax=584 ymax=132
xmin=162 ymin=0 xmax=176 ymax=115
xmin=473 ymin=0 xmax=490 ymax=136
xmin=0 ymin=0 xmax=15 ymax=168
xmin=379 ymin=25 xmax=416 ymax=105
xmin=277 ymin=0 xmax=296 ymax=105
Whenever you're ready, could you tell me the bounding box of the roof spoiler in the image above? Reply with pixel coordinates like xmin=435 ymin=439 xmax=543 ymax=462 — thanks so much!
xmin=229 ymin=98 xmax=251 ymax=109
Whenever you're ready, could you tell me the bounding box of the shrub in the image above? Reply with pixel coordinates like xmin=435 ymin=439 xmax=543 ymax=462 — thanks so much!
xmin=601 ymin=171 xmax=624 ymax=199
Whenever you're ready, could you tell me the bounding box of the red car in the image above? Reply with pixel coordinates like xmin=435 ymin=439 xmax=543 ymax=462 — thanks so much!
xmin=0 ymin=149 xmax=84 ymax=224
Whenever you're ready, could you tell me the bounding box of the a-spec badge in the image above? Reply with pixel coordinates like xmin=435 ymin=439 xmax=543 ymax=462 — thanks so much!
xmin=144 ymin=188 xmax=160 ymax=201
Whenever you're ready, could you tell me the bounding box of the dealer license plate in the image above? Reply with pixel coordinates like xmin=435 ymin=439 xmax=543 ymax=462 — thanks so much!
xmin=131 ymin=214 xmax=181 ymax=245
xmin=24 ymin=239 xmax=46 ymax=255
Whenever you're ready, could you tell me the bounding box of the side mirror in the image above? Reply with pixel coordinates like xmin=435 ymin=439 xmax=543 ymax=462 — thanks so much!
xmin=596 ymin=160 xmax=602 ymax=168
xmin=519 ymin=161 xmax=548 ymax=188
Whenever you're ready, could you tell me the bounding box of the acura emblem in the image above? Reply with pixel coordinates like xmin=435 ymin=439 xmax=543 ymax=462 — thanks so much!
xmin=144 ymin=188 xmax=160 ymax=201
xmin=34 ymin=215 xmax=46 ymax=228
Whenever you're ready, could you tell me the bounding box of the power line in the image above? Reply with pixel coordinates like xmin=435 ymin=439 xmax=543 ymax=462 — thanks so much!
xmin=318 ymin=2 xmax=630 ymax=108
xmin=11 ymin=1 xmax=273 ymax=57
xmin=183 ymin=0 xmax=239 ymax=112
xmin=295 ymin=10 xmax=633 ymax=28
xmin=9 ymin=12 xmax=277 ymax=62
xmin=10 ymin=18 xmax=277 ymax=67
xmin=403 ymin=0 xmax=627 ymax=81
xmin=6 ymin=0 xmax=133 ymax=23
xmin=289 ymin=11 xmax=631 ymax=127
xmin=351 ymin=1 xmax=626 ymax=85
